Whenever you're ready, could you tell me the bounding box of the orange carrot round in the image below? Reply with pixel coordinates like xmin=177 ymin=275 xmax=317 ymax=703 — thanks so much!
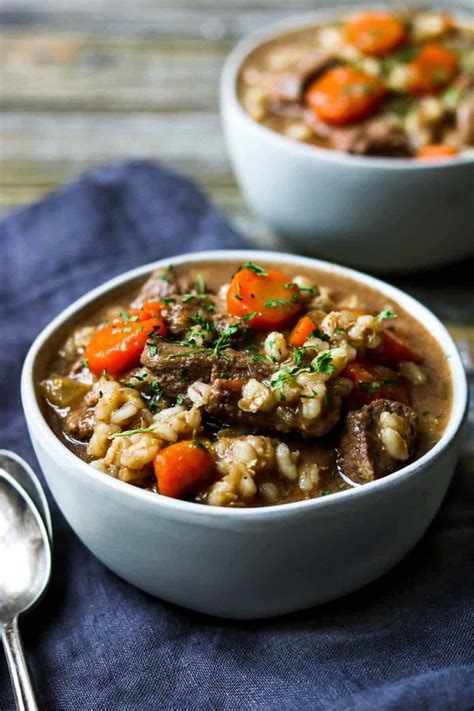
xmin=416 ymin=144 xmax=458 ymax=161
xmin=227 ymin=265 xmax=302 ymax=330
xmin=306 ymin=67 xmax=386 ymax=125
xmin=85 ymin=315 xmax=167 ymax=375
xmin=289 ymin=315 xmax=318 ymax=348
xmin=407 ymin=44 xmax=458 ymax=94
xmin=154 ymin=441 xmax=213 ymax=499
xmin=346 ymin=12 xmax=406 ymax=56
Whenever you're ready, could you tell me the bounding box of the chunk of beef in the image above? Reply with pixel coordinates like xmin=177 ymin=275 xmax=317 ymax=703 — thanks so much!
xmin=141 ymin=340 xmax=275 ymax=398
xmin=130 ymin=268 xmax=180 ymax=308
xmin=64 ymin=391 xmax=98 ymax=442
xmin=141 ymin=340 xmax=342 ymax=438
xmin=304 ymin=111 xmax=412 ymax=156
xmin=207 ymin=380 xmax=342 ymax=438
xmin=338 ymin=399 xmax=417 ymax=484
xmin=264 ymin=51 xmax=336 ymax=104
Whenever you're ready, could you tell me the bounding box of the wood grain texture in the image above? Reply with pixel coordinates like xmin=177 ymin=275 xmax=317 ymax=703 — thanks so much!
xmin=0 ymin=0 xmax=473 ymax=390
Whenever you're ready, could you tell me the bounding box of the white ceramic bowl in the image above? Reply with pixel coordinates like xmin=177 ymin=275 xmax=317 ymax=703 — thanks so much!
xmin=221 ymin=7 xmax=474 ymax=273
xmin=21 ymin=250 xmax=468 ymax=619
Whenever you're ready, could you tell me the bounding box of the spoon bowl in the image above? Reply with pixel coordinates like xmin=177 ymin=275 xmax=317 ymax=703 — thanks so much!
xmin=0 ymin=451 xmax=52 ymax=540
xmin=0 ymin=469 xmax=51 ymax=711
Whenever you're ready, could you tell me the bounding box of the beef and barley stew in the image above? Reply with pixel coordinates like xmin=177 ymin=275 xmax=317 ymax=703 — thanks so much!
xmin=239 ymin=8 xmax=474 ymax=158
xmin=41 ymin=261 xmax=451 ymax=507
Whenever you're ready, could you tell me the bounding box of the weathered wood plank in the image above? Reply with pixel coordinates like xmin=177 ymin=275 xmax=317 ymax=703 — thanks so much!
xmin=1 ymin=32 xmax=230 ymax=112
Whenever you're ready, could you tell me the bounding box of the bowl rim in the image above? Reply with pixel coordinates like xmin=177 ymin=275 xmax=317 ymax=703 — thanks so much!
xmin=21 ymin=249 xmax=468 ymax=521
xmin=220 ymin=4 xmax=474 ymax=170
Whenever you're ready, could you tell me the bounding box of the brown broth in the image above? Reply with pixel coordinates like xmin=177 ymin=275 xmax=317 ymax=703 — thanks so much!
xmin=41 ymin=260 xmax=452 ymax=506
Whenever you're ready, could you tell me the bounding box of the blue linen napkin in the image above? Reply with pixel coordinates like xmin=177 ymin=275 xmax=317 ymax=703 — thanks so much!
xmin=1 ymin=160 xmax=472 ymax=711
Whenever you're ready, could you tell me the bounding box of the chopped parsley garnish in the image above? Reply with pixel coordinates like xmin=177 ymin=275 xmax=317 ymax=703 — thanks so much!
xmin=176 ymin=394 xmax=185 ymax=405
xmin=211 ymin=324 xmax=239 ymax=356
xmin=147 ymin=344 xmax=158 ymax=355
xmin=130 ymin=314 xmax=140 ymax=322
xmin=190 ymin=314 xmax=214 ymax=332
xmin=242 ymin=261 xmax=268 ymax=276
xmin=80 ymin=359 xmax=89 ymax=369
xmin=159 ymin=273 xmax=170 ymax=282
xmin=378 ymin=310 xmax=397 ymax=320
xmin=314 ymin=351 xmax=335 ymax=376
xmin=122 ymin=326 xmax=132 ymax=333
xmin=162 ymin=297 xmax=176 ymax=304
xmin=100 ymin=368 xmax=108 ymax=378
xmin=241 ymin=311 xmax=258 ymax=321
xmin=319 ymin=490 xmax=331 ymax=497
xmin=293 ymin=347 xmax=307 ymax=367
xmin=251 ymin=354 xmax=266 ymax=363
xmin=111 ymin=426 xmax=155 ymax=439
xmin=191 ymin=439 xmax=207 ymax=450
xmin=265 ymin=299 xmax=288 ymax=308
xmin=312 ymin=328 xmax=330 ymax=342
xmin=120 ymin=310 xmax=129 ymax=321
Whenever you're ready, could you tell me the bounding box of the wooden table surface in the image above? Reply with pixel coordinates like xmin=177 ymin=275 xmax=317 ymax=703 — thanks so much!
xmin=1 ymin=0 xmax=473 ymax=453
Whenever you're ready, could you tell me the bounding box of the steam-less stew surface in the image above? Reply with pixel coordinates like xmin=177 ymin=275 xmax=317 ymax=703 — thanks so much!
xmin=41 ymin=261 xmax=451 ymax=507
xmin=238 ymin=8 xmax=474 ymax=159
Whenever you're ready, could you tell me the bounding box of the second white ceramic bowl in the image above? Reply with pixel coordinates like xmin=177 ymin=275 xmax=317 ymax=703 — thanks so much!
xmin=22 ymin=251 xmax=467 ymax=618
xmin=221 ymin=9 xmax=474 ymax=273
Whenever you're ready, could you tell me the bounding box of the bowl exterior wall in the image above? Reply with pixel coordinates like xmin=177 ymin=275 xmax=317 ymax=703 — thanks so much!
xmin=28 ymin=423 xmax=460 ymax=619
xmin=222 ymin=104 xmax=474 ymax=273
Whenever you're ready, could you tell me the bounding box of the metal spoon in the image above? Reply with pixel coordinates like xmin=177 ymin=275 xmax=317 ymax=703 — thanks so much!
xmin=0 ymin=451 xmax=52 ymax=540
xmin=0 ymin=469 xmax=52 ymax=711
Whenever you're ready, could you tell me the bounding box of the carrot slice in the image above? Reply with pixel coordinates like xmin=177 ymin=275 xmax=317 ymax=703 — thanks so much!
xmin=416 ymin=144 xmax=458 ymax=161
xmin=85 ymin=315 xmax=167 ymax=375
xmin=377 ymin=330 xmax=422 ymax=366
xmin=289 ymin=315 xmax=318 ymax=348
xmin=407 ymin=44 xmax=458 ymax=94
xmin=344 ymin=361 xmax=409 ymax=405
xmin=306 ymin=67 xmax=386 ymax=125
xmin=154 ymin=441 xmax=213 ymax=499
xmin=227 ymin=265 xmax=302 ymax=330
xmin=346 ymin=12 xmax=406 ymax=56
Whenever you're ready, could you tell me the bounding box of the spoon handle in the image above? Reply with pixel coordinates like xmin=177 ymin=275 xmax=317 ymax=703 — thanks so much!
xmin=1 ymin=618 xmax=38 ymax=711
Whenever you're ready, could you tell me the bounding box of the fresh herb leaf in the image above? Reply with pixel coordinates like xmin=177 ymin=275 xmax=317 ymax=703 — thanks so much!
xmin=162 ymin=297 xmax=176 ymax=304
xmin=265 ymin=299 xmax=287 ymax=308
xmin=111 ymin=426 xmax=155 ymax=439
xmin=192 ymin=439 xmax=207 ymax=450
xmin=120 ymin=310 xmax=129 ymax=322
xmin=176 ymin=394 xmax=185 ymax=405
xmin=243 ymin=262 xmax=268 ymax=276
xmin=80 ymin=359 xmax=89 ymax=369
xmin=241 ymin=311 xmax=258 ymax=321
xmin=314 ymin=351 xmax=335 ymax=376
xmin=378 ymin=310 xmax=397 ymax=320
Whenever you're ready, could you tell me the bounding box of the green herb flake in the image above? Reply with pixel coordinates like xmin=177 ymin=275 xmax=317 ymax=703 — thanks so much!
xmin=378 ymin=310 xmax=398 ymax=320
xmin=111 ymin=426 xmax=155 ymax=439
xmin=243 ymin=262 xmax=268 ymax=277
xmin=241 ymin=311 xmax=258 ymax=321
xmin=122 ymin=326 xmax=132 ymax=333
xmin=159 ymin=273 xmax=170 ymax=282
xmin=314 ymin=351 xmax=335 ymax=376
xmin=319 ymin=490 xmax=331 ymax=497
xmin=80 ymin=359 xmax=89 ymax=369
xmin=120 ymin=310 xmax=129 ymax=322
xmin=265 ymin=299 xmax=287 ymax=308
xmin=162 ymin=297 xmax=176 ymax=304
xmin=176 ymin=394 xmax=185 ymax=405
xmin=191 ymin=439 xmax=207 ymax=450
xmin=100 ymin=368 xmax=108 ymax=378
